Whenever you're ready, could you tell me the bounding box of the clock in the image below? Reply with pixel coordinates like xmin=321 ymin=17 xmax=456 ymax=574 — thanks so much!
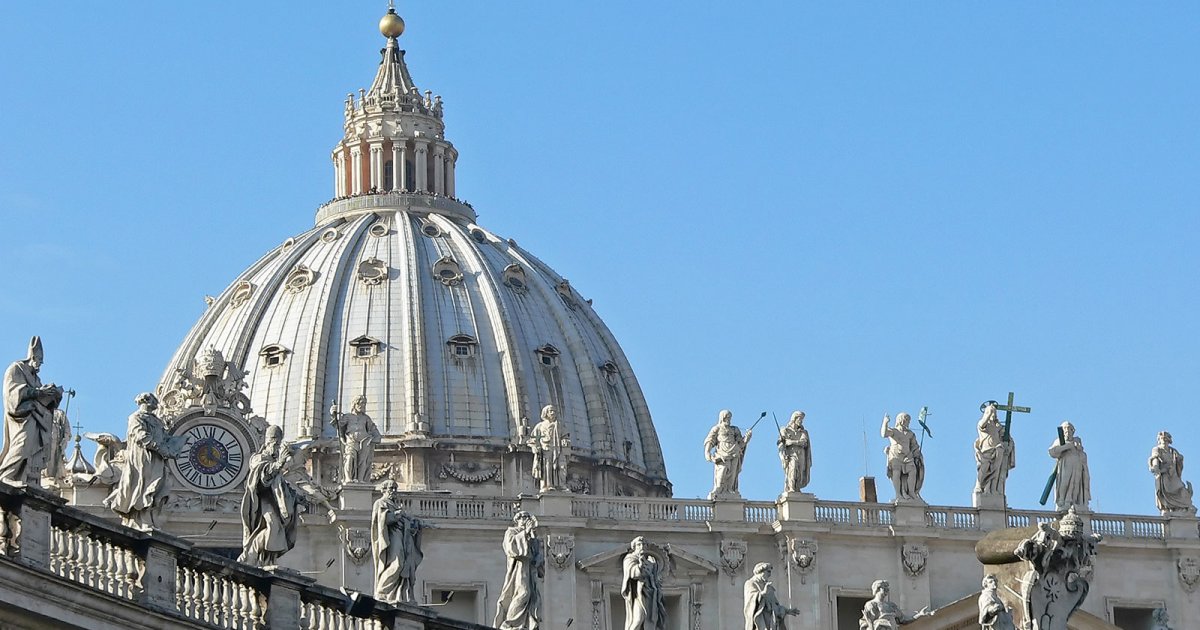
xmin=169 ymin=415 xmax=255 ymax=494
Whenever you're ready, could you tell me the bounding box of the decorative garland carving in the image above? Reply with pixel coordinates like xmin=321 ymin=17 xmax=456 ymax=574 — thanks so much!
xmin=439 ymin=462 xmax=501 ymax=484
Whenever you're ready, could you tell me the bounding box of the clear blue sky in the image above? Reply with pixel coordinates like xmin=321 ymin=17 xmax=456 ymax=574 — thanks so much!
xmin=1 ymin=3 xmax=1197 ymax=515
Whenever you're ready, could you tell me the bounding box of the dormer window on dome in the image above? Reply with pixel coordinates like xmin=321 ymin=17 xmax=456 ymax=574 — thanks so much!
xmin=349 ymin=335 xmax=383 ymax=359
xmin=229 ymin=281 xmax=255 ymax=309
xmin=260 ymin=344 xmax=290 ymax=368
xmin=432 ymin=257 xmax=463 ymax=286
xmin=535 ymin=344 xmax=561 ymax=367
xmin=447 ymin=334 xmax=477 ymax=358
xmin=503 ymin=264 xmax=528 ymax=292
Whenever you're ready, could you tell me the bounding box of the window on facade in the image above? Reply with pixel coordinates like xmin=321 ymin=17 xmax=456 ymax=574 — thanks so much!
xmin=348 ymin=335 xmax=383 ymax=359
xmin=836 ymin=596 xmax=870 ymax=630
xmin=383 ymin=160 xmax=394 ymax=191
xmin=447 ymin=334 xmax=477 ymax=358
xmin=535 ymin=344 xmax=560 ymax=367
xmin=1113 ymin=607 xmax=1157 ymax=630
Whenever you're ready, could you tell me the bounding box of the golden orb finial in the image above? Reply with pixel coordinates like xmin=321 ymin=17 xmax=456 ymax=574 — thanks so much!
xmin=379 ymin=7 xmax=405 ymax=39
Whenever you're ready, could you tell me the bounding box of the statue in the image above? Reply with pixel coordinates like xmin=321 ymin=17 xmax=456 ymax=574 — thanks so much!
xmin=743 ymin=562 xmax=799 ymax=630
xmin=1014 ymin=507 xmax=1102 ymax=630
xmin=1148 ymin=431 xmax=1194 ymax=514
xmin=974 ymin=403 xmax=1016 ymax=497
xmin=81 ymin=432 xmax=126 ymax=486
xmin=331 ymin=395 xmax=381 ymax=483
xmin=103 ymin=393 xmax=186 ymax=530
xmin=858 ymin=579 xmax=931 ymax=629
xmin=493 ymin=510 xmax=543 ymax=630
xmin=1048 ymin=422 xmax=1090 ymax=512
xmin=372 ymin=479 xmax=428 ymax=603
xmin=528 ymin=404 xmax=570 ymax=492
xmin=704 ymin=410 xmax=752 ymax=499
xmin=778 ymin=411 xmax=811 ymax=493
xmin=42 ymin=408 xmax=71 ymax=484
xmin=880 ymin=413 xmax=924 ymax=503
xmin=1151 ymin=608 xmax=1173 ymax=630
xmin=621 ymin=536 xmax=667 ymax=630
xmin=0 ymin=336 xmax=64 ymax=486
xmin=239 ymin=426 xmax=304 ymax=567
xmin=977 ymin=574 xmax=1015 ymax=630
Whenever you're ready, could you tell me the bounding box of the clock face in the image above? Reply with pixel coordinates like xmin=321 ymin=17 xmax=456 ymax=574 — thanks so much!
xmin=170 ymin=419 xmax=251 ymax=494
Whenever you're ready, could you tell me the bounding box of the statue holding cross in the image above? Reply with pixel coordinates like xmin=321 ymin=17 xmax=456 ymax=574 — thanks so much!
xmin=972 ymin=393 xmax=1029 ymax=508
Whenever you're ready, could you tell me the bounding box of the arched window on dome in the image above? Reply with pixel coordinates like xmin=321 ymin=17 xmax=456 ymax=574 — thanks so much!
xmin=447 ymin=334 xmax=477 ymax=359
xmin=383 ymin=159 xmax=394 ymax=191
xmin=259 ymin=344 xmax=290 ymax=368
xmin=349 ymin=335 xmax=383 ymax=360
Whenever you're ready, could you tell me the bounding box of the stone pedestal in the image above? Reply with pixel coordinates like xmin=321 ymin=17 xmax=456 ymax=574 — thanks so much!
xmin=712 ymin=497 xmax=746 ymax=523
xmin=1166 ymin=513 xmax=1199 ymax=539
xmin=537 ymin=490 xmax=573 ymax=518
xmin=14 ymin=485 xmax=66 ymax=571
xmin=892 ymin=501 xmax=927 ymax=528
xmin=339 ymin=482 xmax=376 ymax=511
xmin=972 ymin=491 xmax=1005 ymax=510
xmin=140 ymin=530 xmax=192 ymax=613
xmin=64 ymin=482 xmax=111 ymax=508
xmin=776 ymin=492 xmax=815 ymax=522
xmin=267 ymin=567 xmax=316 ymax=630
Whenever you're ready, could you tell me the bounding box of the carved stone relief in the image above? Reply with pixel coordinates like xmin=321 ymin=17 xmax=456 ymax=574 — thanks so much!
xmin=547 ymin=533 xmax=575 ymax=571
xmin=566 ymin=472 xmax=591 ymax=495
xmin=439 ymin=461 xmax=501 ymax=484
xmin=1179 ymin=556 xmax=1200 ymax=592
xmin=342 ymin=527 xmax=371 ymax=566
xmin=901 ymin=543 xmax=928 ymax=577
xmin=370 ymin=461 xmax=402 ymax=483
xmin=284 ymin=264 xmax=317 ymax=293
xmin=358 ymin=258 xmax=388 ymax=285
xmin=784 ymin=538 xmax=818 ymax=584
xmin=720 ymin=539 xmax=748 ymax=578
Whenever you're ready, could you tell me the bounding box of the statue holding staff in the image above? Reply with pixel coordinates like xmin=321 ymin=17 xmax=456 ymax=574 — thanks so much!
xmin=704 ymin=410 xmax=757 ymax=499
xmin=778 ymin=411 xmax=811 ymax=493
xmin=744 ymin=562 xmax=800 ymax=629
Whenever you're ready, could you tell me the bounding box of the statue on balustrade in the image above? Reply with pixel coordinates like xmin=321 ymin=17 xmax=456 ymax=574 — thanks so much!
xmin=1148 ymin=431 xmax=1194 ymax=515
xmin=977 ymin=574 xmax=1015 ymax=630
xmin=42 ymin=408 xmax=70 ymax=485
xmin=493 ymin=510 xmax=543 ymax=630
xmin=974 ymin=403 xmax=1016 ymax=498
xmin=0 ymin=336 xmax=64 ymax=486
xmin=372 ymin=479 xmax=428 ymax=603
xmin=239 ymin=426 xmax=305 ymax=567
xmin=331 ymin=395 xmax=381 ymax=483
xmin=1014 ymin=507 xmax=1102 ymax=630
xmin=880 ymin=412 xmax=924 ymax=503
xmin=528 ymin=404 xmax=571 ymax=493
xmin=704 ymin=409 xmax=753 ymax=500
xmin=103 ymin=393 xmax=186 ymax=530
xmin=778 ymin=411 xmax=811 ymax=494
xmin=621 ymin=536 xmax=667 ymax=630
xmin=1048 ymin=422 xmax=1090 ymax=512
xmin=743 ymin=562 xmax=799 ymax=630
xmin=858 ymin=579 xmax=931 ymax=629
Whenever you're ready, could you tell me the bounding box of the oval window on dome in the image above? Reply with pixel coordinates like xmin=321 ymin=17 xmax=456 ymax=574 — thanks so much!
xmin=502 ymin=263 xmax=527 ymax=292
xmin=470 ymin=228 xmax=487 ymax=244
xmin=421 ymin=222 xmax=442 ymax=238
xmin=369 ymin=222 xmax=389 ymax=238
xmin=321 ymin=227 xmax=341 ymax=242
xmin=229 ymin=281 xmax=255 ymax=309
xmin=282 ymin=237 xmax=296 ymax=251
xmin=284 ymin=264 xmax=316 ymax=293
xmin=357 ymin=258 xmax=388 ymax=286
xmin=432 ymin=256 xmax=463 ymax=286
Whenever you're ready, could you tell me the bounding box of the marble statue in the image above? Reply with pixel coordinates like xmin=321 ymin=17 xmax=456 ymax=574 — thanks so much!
xmin=974 ymin=403 xmax=1016 ymax=497
xmin=881 ymin=413 xmax=924 ymax=503
xmin=977 ymin=574 xmax=1015 ymax=630
xmin=493 ymin=510 xmax=543 ymax=630
xmin=42 ymin=408 xmax=71 ymax=484
xmin=858 ymin=579 xmax=931 ymax=629
xmin=1151 ymin=608 xmax=1173 ymax=630
xmin=372 ymin=479 xmax=428 ymax=603
xmin=239 ymin=426 xmax=304 ymax=567
xmin=103 ymin=393 xmax=186 ymax=530
xmin=1148 ymin=431 xmax=1194 ymax=514
xmin=528 ymin=404 xmax=571 ymax=493
xmin=743 ymin=562 xmax=799 ymax=630
xmin=778 ymin=411 xmax=811 ymax=493
xmin=81 ymin=432 xmax=126 ymax=486
xmin=621 ymin=536 xmax=667 ymax=630
xmin=1048 ymin=422 xmax=1090 ymax=512
xmin=331 ymin=395 xmax=381 ymax=483
xmin=1013 ymin=507 xmax=1102 ymax=630
xmin=0 ymin=336 xmax=64 ymax=486
xmin=704 ymin=410 xmax=753 ymax=499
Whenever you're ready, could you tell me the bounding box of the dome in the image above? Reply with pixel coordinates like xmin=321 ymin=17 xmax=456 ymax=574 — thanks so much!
xmin=155 ymin=14 xmax=670 ymax=497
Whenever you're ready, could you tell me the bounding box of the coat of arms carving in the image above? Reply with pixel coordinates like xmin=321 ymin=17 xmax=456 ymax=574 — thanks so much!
xmin=784 ymin=538 xmax=818 ymax=584
xmin=342 ymin=527 xmax=371 ymax=566
xmin=720 ymin=539 xmax=748 ymax=578
xmin=547 ymin=534 xmax=575 ymax=571
xmin=901 ymin=543 xmax=928 ymax=577
xmin=1179 ymin=556 xmax=1200 ymax=592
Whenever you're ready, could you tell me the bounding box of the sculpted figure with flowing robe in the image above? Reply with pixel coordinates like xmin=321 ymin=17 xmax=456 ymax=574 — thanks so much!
xmin=621 ymin=536 xmax=667 ymax=630
xmin=1148 ymin=431 xmax=1194 ymax=514
xmin=372 ymin=479 xmax=427 ymax=603
xmin=704 ymin=410 xmax=752 ymax=499
xmin=103 ymin=393 xmax=185 ymax=529
xmin=43 ymin=408 xmax=70 ymax=483
xmin=239 ymin=426 xmax=303 ymax=567
xmin=778 ymin=411 xmax=811 ymax=493
xmin=744 ymin=562 xmax=799 ymax=630
xmin=493 ymin=510 xmax=543 ymax=630
xmin=858 ymin=579 xmax=931 ymax=629
xmin=881 ymin=413 xmax=925 ymax=503
xmin=1048 ymin=422 xmax=1090 ymax=512
xmin=332 ymin=395 xmax=381 ymax=483
xmin=0 ymin=336 xmax=63 ymax=486
xmin=528 ymin=405 xmax=570 ymax=492
xmin=977 ymin=575 xmax=1015 ymax=630
xmin=974 ymin=403 xmax=1016 ymax=497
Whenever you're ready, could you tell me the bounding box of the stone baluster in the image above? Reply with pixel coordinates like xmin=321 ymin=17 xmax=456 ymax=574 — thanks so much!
xmin=82 ymin=535 xmax=96 ymax=587
xmin=49 ymin=527 xmax=63 ymax=575
xmin=201 ymin=572 xmax=214 ymax=622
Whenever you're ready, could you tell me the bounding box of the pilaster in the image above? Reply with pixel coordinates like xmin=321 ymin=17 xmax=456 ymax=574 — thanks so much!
xmin=414 ymin=140 xmax=429 ymax=192
xmin=15 ymin=484 xmax=65 ymax=571
xmin=266 ymin=567 xmax=316 ymax=630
